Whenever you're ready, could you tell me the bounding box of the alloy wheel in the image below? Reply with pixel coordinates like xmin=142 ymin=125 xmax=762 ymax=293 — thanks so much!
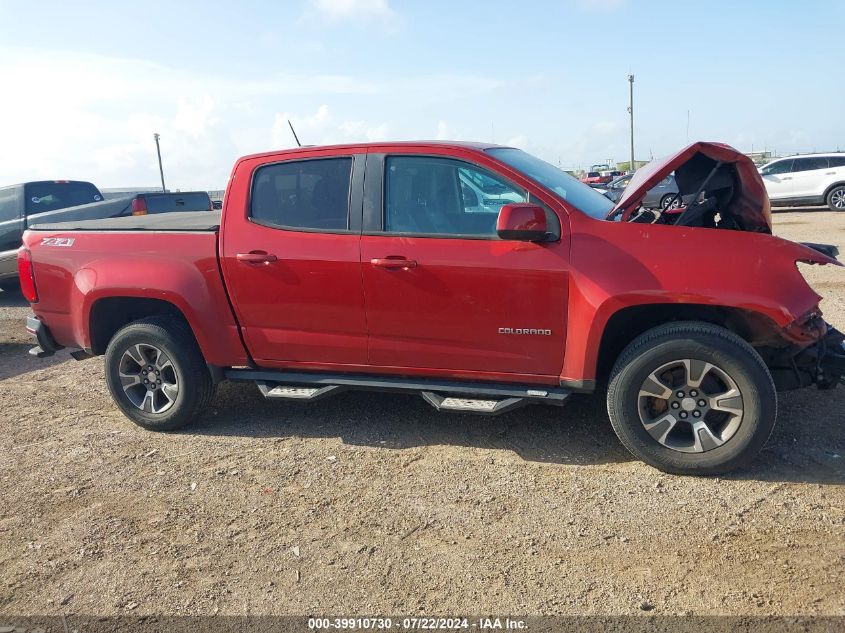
xmin=118 ymin=343 xmax=179 ymax=413
xmin=637 ymin=359 xmax=744 ymax=453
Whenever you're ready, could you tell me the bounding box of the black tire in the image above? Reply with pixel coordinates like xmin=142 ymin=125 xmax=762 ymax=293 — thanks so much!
xmin=104 ymin=317 xmax=214 ymax=431
xmin=660 ymin=194 xmax=679 ymax=210
xmin=607 ymin=321 xmax=776 ymax=475
xmin=826 ymin=185 xmax=845 ymax=212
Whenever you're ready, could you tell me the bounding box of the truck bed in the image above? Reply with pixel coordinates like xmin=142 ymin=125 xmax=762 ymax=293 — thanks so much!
xmin=21 ymin=214 xmax=247 ymax=367
xmin=29 ymin=210 xmax=221 ymax=232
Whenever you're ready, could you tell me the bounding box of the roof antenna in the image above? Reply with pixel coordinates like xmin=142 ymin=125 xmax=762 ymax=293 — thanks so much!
xmin=288 ymin=120 xmax=302 ymax=147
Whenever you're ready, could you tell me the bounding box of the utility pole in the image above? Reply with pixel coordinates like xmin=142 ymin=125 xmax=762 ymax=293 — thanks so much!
xmin=627 ymin=74 xmax=635 ymax=172
xmin=153 ymin=133 xmax=166 ymax=192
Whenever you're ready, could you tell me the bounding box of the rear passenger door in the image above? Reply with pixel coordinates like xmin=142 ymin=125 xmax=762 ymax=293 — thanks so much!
xmin=220 ymin=154 xmax=368 ymax=366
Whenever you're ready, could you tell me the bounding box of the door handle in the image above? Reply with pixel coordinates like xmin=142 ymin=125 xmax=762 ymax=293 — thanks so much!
xmin=781 ymin=177 xmax=792 ymax=180
xmin=236 ymin=251 xmax=278 ymax=264
xmin=371 ymin=257 xmax=417 ymax=270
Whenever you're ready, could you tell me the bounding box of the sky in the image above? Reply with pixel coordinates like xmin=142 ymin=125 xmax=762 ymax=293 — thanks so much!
xmin=0 ymin=0 xmax=841 ymax=190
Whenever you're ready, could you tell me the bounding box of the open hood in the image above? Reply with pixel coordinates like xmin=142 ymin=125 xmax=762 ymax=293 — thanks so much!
xmin=610 ymin=142 xmax=772 ymax=233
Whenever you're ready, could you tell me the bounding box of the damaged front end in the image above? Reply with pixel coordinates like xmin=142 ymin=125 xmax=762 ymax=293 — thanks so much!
xmin=608 ymin=141 xmax=772 ymax=233
xmin=607 ymin=142 xmax=845 ymax=390
xmin=763 ymin=315 xmax=845 ymax=391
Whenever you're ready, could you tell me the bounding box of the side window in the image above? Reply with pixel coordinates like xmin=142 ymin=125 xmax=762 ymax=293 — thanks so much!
xmin=792 ymin=157 xmax=828 ymax=172
xmin=0 ymin=187 xmax=21 ymax=222
xmin=761 ymin=160 xmax=793 ymax=176
xmin=384 ymin=156 xmax=527 ymax=237
xmin=828 ymin=156 xmax=845 ymax=168
xmin=250 ymin=157 xmax=352 ymax=231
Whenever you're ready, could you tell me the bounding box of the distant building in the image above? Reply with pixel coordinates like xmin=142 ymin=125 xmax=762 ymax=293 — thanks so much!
xmin=745 ymin=151 xmax=774 ymax=166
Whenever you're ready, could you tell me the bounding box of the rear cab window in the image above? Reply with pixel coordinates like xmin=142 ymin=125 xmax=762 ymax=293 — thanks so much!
xmin=24 ymin=181 xmax=102 ymax=215
xmin=250 ymin=157 xmax=352 ymax=231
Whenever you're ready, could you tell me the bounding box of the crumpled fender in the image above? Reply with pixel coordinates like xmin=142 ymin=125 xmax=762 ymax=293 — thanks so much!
xmin=560 ymin=213 xmax=842 ymax=384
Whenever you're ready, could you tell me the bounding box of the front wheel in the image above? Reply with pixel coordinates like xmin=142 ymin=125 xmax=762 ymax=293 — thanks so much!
xmin=104 ymin=317 xmax=214 ymax=431
xmin=826 ymin=185 xmax=845 ymax=211
xmin=660 ymin=194 xmax=681 ymax=210
xmin=607 ymin=322 xmax=776 ymax=475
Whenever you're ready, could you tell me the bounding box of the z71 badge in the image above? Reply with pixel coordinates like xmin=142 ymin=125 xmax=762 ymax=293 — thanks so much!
xmin=41 ymin=237 xmax=75 ymax=247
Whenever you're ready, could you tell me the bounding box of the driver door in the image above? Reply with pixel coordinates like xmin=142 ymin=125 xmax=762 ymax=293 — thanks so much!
xmin=359 ymin=152 xmax=569 ymax=378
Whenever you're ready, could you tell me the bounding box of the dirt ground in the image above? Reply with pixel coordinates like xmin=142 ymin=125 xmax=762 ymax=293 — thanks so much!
xmin=0 ymin=210 xmax=843 ymax=618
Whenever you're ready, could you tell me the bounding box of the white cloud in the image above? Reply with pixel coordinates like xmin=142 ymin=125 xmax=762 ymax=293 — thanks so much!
xmin=435 ymin=121 xmax=451 ymax=140
xmin=0 ymin=46 xmax=514 ymax=188
xmin=272 ymin=104 xmax=390 ymax=148
xmin=575 ymin=0 xmax=626 ymax=11
xmin=172 ymin=96 xmax=219 ymax=139
xmin=505 ymin=134 xmax=528 ymax=148
xmin=309 ymin=0 xmax=393 ymax=19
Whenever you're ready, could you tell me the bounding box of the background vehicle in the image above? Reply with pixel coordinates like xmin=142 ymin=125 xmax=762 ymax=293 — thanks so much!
xmin=0 ymin=185 xmax=211 ymax=288
xmin=580 ymin=171 xmax=605 ymax=185
xmin=19 ymin=141 xmax=845 ymax=475
xmin=129 ymin=191 xmax=213 ymax=215
xmin=760 ymin=153 xmax=845 ymax=211
xmin=0 ymin=180 xmax=103 ymax=288
xmin=604 ymin=173 xmax=691 ymax=209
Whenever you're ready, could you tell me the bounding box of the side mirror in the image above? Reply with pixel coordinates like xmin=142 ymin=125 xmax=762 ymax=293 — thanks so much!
xmin=497 ymin=203 xmax=548 ymax=242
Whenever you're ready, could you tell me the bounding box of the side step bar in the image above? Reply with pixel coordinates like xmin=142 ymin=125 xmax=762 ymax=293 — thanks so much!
xmin=226 ymin=368 xmax=570 ymax=416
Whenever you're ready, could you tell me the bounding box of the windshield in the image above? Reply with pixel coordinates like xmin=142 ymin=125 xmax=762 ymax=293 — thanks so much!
xmin=24 ymin=181 xmax=102 ymax=214
xmin=487 ymin=148 xmax=614 ymax=219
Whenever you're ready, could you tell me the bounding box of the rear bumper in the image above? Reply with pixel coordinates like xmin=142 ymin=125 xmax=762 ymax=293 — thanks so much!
xmin=26 ymin=315 xmax=63 ymax=358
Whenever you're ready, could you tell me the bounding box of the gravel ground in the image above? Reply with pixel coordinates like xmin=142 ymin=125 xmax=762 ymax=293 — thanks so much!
xmin=0 ymin=210 xmax=843 ymax=618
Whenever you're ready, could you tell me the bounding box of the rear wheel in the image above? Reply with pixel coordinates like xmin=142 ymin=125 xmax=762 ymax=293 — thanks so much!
xmin=826 ymin=185 xmax=845 ymax=211
xmin=104 ymin=317 xmax=214 ymax=431
xmin=607 ymin=322 xmax=776 ymax=475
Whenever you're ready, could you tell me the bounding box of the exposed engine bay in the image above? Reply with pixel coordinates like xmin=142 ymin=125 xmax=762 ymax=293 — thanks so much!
xmin=627 ymin=156 xmax=741 ymax=229
xmin=607 ymin=141 xmax=772 ymax=233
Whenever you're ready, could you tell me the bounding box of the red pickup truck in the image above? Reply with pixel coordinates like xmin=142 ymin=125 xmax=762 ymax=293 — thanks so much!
xmin=19 ymin=141 xmax=845 ymax=475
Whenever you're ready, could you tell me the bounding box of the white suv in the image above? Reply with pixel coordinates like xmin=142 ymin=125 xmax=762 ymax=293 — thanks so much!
xmin=760 ymin=153 xmax=845 ymax=211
